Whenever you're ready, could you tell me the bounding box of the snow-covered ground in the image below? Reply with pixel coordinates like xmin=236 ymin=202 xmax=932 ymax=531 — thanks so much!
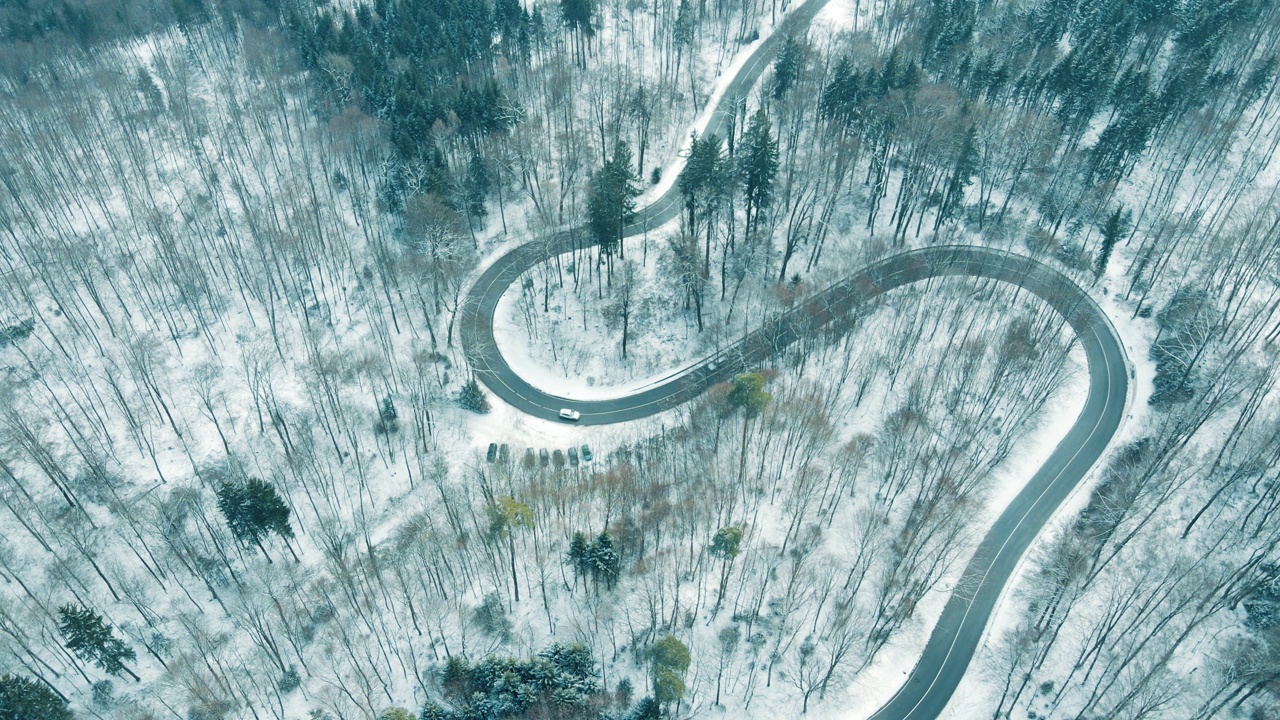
xmin=5 ymin=0 xmax=1278 ymax=715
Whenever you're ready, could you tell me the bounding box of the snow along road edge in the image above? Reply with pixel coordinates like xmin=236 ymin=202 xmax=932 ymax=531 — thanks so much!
xmin=456 ymin=0 xmax=1130 ymax=714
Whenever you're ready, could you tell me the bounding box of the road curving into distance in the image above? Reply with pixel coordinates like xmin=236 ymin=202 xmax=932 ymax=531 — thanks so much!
xmin=457 ymin=0 xmax=1130 ymax=717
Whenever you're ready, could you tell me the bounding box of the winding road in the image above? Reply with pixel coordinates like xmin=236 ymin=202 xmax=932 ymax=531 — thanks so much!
xmin=458 ymin=1 xmax=1130 ymax=717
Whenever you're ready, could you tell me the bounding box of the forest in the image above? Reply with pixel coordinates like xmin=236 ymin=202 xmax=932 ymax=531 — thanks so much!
xmin=1 ymin=0 xmax=1279 ymax=718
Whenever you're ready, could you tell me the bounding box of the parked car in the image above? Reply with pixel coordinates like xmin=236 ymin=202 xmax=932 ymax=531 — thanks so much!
xmin=539 ymin=448 xmax=550 ymax=466
xmin=580 ymin=445 xmax=593 ymax=462
xmin=568 ymin=446 xmax=579 ymax=465
xmin=499 ymin=444 xmax=510 ymax=464
xmin=558 ymin=408 xmax=581 ymax=421
xmin=524 ymin=448 xmax=536 ymax=468
xmin=552 ymin=449 xmax=565 ymax=467
xmin=486 ymin=443 xmax=497 ymax=462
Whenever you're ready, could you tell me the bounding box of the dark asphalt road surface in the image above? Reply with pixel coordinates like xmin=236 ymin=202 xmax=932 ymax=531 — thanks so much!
xmin=458 ymin=1 xmax=1130 ymax=716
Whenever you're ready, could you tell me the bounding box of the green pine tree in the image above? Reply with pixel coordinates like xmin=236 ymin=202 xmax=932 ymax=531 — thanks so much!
xmin=457 ymin=378 xmax=491 ymax=413
xmin=419 ymin=703 xmax=449 ymax=720
xmin=561 ymin=0 xmax=596 ymax=35
xmin=375 ymin=395 xmax=400 ymax=436
xmin=588 ymin=140 xmax=640 ymax=280
xmin=819 ymin=56 xmax=864 ymax=129
xmin=560 ymin=0 xmax=597 ymax=64
xmin=566 ymin=531 xmax=592 ymax=585
xmin=464 ymin=153 xmax=491 ymax=222
xmin=727 ymin=372 xmax=771 ymax=419
xmin=738 ymin=110 xmax=779 ymax=240
xmin=772 ymin=36 xmax=804 ymax=100
xmin=679 ymin=132 xmax=730 ymax=271
xmin=57 ymin=606 xmax=139 ymax=682
xmin=1096 ymin=205 xmax=1130 ymax=277
xmin=934 ymin=124 xmax=978 ymax=232
xmin=0 ymin=674 xmax=73 ymax=720
xmin=679 ymin=132 xmax=712 ymax=229
xmin=709 ymin=526 xmax=743 ymax=559
xmin=922 ymin=0 xmax=976 ymax=62
xmin=673 ymin=0 xmax=695 ymax=54
xmin=588 ymin=531 xmax=621 ymax=589
xmin=216 ymin=478 xmax=297 ymax=562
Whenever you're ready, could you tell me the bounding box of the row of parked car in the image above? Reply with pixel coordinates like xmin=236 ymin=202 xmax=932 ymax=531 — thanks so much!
xmin=486 ymin=442 xmax=593 ymax=468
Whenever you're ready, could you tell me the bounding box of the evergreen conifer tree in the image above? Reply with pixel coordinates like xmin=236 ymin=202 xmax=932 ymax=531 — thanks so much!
xmin=57 ymin=606 xmax=139 ymax=682
xmin=458 ymin=378 xmax=492 ymax=413
xmin=738 ymin=110 xmax=779 ymax=239
xmin=0 ymin=674 xmax=73 ymax=720
xmin=772 ymin=36 xmax=804 ymax=100
xmin=375 ymin=396 xmax=400 ymax=435
xmin=560 ymin=0 xmax=596 ymax=64
xmin=922 ymin=0 xmax=976 ymax=62
xmin=728 ymin=373 xmax=771 ymax=482
xmin=819 ymin=56 xmax=864 ymax=129
xmin=464 ymin=153 xmax=491 ymax=222
xmin=588 ymin=140 xmax=640 ymax=277
xmin=673 ymin=0 xmax=695 ymax=59
xmin=215 ymin=478 xmax=297 ymax=562
xmin=679 ymin=132 xmax=729 ymax=269
xmin=626 ymin=696 xmax=662 ymax=719
xmin=1096 ymin=205 xmax=1130 ymax=277
xmin=588 ymin=531 xmax=621 ymax=589
xmin=566 ymin=531 xmax=591 ymax=584
xmin=935 ymin=124 xmax=978 ymax=231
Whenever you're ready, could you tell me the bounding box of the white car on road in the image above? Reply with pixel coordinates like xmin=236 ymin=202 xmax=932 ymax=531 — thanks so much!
xmin=558 ymin=408 xmax=581 ymax=421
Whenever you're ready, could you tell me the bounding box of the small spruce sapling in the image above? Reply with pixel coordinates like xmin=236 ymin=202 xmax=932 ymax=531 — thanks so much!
xmin=472 ymin=591 xmax=513 ymax=641
xmin=458 ymin=378 xmax=491 ymax=413
xmin=615 ymin=677 xmax=634 ymax=707
xmin=374 ymin=395 xmax=400 ymax=435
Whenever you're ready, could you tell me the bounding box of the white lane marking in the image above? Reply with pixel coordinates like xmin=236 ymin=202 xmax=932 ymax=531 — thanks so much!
xmin=459 ymin=14 xmax=1129 ymax=712
xmin=876 ymin=321 xmax=1120 ymax=719
xmin=471 ymin=245 xmax=1129 ymax=718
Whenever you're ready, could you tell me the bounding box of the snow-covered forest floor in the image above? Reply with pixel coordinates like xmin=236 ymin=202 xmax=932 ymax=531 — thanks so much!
xmin=2 ymin=0 xmax=1280 ymax=718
